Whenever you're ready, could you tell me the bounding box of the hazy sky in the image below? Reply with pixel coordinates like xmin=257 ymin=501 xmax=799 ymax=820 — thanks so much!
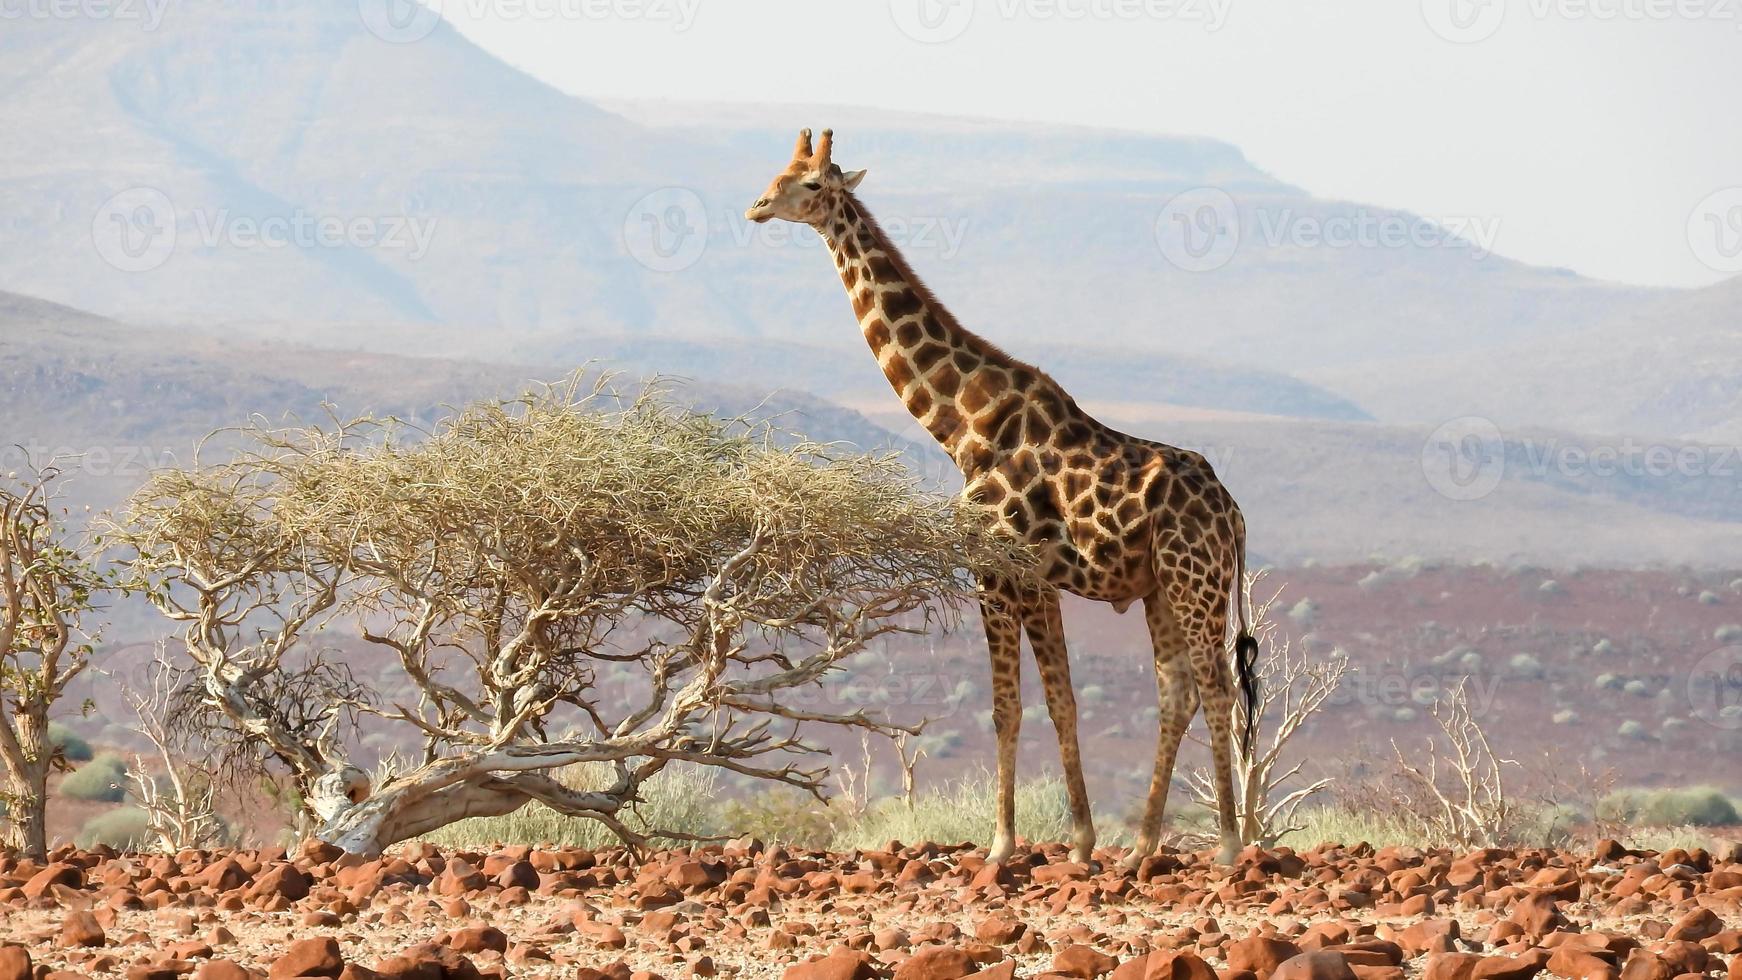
xmin=441 ymin=0 xmax=1739 ymax=289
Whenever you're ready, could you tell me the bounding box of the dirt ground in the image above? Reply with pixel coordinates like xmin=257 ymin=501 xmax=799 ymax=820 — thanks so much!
xmin=1 ymin=837 xmax=1738 ymax=980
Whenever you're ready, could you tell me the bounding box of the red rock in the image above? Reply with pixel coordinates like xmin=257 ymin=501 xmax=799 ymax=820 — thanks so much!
xmin=782 ymin=950 xmax=880 ymax=980
xmin=245 ymin=866 xmax=311 ymax=904
xmin=1399 ymin=921 xmax=1461 ymax=958
xmin=975 ymin=918 xmax=1026 ymax=945
xmin=1620 ymin=952 xmax=1672 ymax=980
xmin=58 ymin=911 xmax=106 ymax=948
xmin=1666 ymin=911 xmax=1721 ymax=944
xmin=1272 ymin=953 xmax=1358 ymax=980
xmin=193 ymin=962 xmax=254 ymax=980
xmin=893 ymin=947 xmax=978 ymax=980
xmin=1229 ymin=937 xmax=1305 ymax=980
xmin=1110 ymin=951 xmax=1218 ymax=980
xmin=443 ymin=929 xmax=508 ymax=955
xmin=1508 ymin=894 xmax=1566 ymax=939
xmin=0 ymin=945 xmax=30 ymax=980
xmin=1053 ymin=945 xmax=1119 ymax=979
xmin=1547 ymin=945 xmax=1615 ymax=979
xmin=268 ymin=938 xmax=344 ymax=980
xmin=24 ymin=863 xmax=84 ymax=898
xmin=964 ymin=965 xmax=1017 ymax=980
xmin=1473 ymin=951 xmax=1551 ymax=980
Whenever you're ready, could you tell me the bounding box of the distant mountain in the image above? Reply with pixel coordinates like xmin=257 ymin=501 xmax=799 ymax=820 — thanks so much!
xmin=9 ymin=285 xmax=1740 ymax=569
xmin=0 ymin=0 xmax=1697 ymax=436
xmin=1326 ymin=275 xmax=1742 ymax=441
xmin=546 ymin=334 xmax=1372 ymax=424
xmin=0 ymin=290 xmax=936 ymax=511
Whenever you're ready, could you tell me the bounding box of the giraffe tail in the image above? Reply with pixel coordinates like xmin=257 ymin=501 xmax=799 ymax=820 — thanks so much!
xmin=1232 ymin=538 xmax=1260 ymax=760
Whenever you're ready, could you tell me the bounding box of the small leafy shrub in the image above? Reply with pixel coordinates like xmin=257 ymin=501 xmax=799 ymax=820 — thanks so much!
xmin=1598 ymin=786 xmax=1740 ymax=828
xmin=59 ymin=753 xmax=128 ymax=802
xmin=48 ymin=722 xmax=93 ymax=762
xmin=76 ymin=808 xmax=151 ymax=849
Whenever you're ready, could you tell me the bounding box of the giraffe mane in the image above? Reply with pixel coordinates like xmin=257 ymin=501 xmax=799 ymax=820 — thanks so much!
xmin=844 ymin=191 xmax=1068 ymax=392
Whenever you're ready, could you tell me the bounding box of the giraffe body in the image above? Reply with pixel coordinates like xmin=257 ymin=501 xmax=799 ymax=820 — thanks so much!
xmin=747 ymin=130 xmax=1259 ymax=865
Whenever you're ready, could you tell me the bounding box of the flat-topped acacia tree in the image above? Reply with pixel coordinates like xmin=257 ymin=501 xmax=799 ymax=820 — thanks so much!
xmin=111 ymin=378 xmax=1023 ymax=855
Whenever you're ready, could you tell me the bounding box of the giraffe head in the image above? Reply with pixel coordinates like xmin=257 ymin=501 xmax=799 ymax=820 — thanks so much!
xmin=744 ymin=128 xmax=867 ymax=226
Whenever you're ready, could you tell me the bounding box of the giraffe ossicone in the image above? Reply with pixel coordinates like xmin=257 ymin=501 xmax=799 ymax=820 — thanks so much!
xmin=747 ymin=128 xmax=1262 ymax=867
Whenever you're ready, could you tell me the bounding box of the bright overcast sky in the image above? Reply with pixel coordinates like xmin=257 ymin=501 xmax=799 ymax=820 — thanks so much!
xmin=442 ymin=0 xmax=1741 ymax=289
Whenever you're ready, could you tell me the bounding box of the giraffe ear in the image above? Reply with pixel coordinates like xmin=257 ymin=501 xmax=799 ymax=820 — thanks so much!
xmin=842 ymin=169 xmax=868 ymax=190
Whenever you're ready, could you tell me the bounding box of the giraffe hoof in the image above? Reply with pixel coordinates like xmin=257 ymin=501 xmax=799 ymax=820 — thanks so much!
xmin=987 ymin=836 xmax=1016 ymax=865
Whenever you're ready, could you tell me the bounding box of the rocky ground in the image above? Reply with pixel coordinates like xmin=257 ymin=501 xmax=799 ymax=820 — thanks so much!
xmin=1 ymin=838 xmax=1739 ymax=980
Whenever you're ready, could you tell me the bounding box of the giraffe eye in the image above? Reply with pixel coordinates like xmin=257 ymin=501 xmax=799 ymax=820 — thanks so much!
xmin=802 ymin=180 xmax=822 ymax=191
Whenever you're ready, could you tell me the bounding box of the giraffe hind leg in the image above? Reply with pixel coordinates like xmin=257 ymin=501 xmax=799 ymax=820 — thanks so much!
xmin=1158 ymin=543 xmax=1244 ymax=865
xmin=1123 ymin=594 xmax=1199 ymax=868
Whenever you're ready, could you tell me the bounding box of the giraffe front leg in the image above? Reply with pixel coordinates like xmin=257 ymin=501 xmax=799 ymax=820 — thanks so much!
xmin=1023 ymin=588 xmax=1097 ymax=866
xmin=980 ymin=582 xmax=1023 ymax=865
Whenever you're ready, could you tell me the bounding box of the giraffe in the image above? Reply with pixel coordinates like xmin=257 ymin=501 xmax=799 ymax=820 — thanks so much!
xmin=745 ymin=129 xmax=1260 ymax=866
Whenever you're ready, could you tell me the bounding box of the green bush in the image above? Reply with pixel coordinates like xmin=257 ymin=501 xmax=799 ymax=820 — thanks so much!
xmin=76 ymin=807 xmax=151 ymax=849
xmin=59 ymin=753 xmax=128 ymax=803
xmin=47 ymin=722 xmax=93 ymax=762
xmin=1598 ymin=786 xmax=1740 ymax=828
xmin=828 ymin=773 xmax=1077 ymax=852
xmin=719 ymin=789 xmax=839 ymax=850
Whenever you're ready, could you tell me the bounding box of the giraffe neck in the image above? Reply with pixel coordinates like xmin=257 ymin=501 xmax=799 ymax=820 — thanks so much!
xmin=817 ymin=193 xmax=1064 ymax=472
